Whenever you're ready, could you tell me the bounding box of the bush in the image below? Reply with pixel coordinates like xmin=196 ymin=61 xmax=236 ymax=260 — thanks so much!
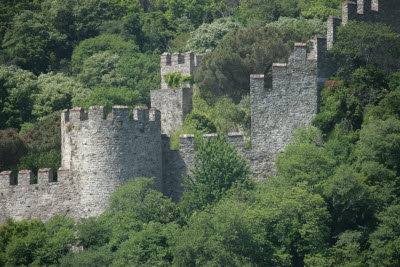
xmin=179 ymin=135 xmax=252 ymax=215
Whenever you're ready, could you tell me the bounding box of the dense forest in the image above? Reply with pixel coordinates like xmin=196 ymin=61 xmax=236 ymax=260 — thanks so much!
xmin=1 ymin=0 xmax=400 ymax=266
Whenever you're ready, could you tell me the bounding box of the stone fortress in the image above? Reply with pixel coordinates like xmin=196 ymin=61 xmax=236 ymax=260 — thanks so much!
xmin=0 ymin=0 xmax=399 ymax=223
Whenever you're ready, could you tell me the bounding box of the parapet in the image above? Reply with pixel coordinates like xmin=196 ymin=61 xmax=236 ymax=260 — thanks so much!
xmin=62 ymin=106 xmax=161 ymax=126
xmin=327 ymin=16 xmax=342 ymax=50
xmin=0 ymin=168 xmax=67 ymax=187
xmin=342 ymin=1 xmax=358 ymax=24
xmin=357 ymin=0 xmax=372 ymax=15
xmin=179 ymin=134 xmax=195 ymax=150
xmin=160 ymin=50 xmax=210 ymax=89
xmin=161 ymin=51 xmax=203 ymax=68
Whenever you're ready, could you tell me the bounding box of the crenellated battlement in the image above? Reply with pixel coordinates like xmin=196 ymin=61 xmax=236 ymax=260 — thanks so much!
xmin=62 ymin=106 xmax=161 ymax=125
xmin=0 ymin=168 xmax=72 ymax=188
xmin=160 ymin=50 xmax=211 ymax=90
xmin=161 ymin=51 xmax=201 ymax=90
xmin=2 ymin=0 xmax=398 ymax=224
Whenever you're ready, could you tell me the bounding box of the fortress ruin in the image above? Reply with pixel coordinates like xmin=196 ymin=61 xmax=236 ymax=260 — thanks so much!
xmin=1 ymin=0 xmax=399 ymax=223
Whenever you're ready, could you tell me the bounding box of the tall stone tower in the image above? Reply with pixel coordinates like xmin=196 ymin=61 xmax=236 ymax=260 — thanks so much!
xmin=61 ymin=105 xmax=162 ymax=217
xmin=150 ymin=51 xmax=204 ymax=135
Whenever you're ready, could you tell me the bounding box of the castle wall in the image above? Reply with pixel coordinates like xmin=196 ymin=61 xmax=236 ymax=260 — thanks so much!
xmin=160 ymin=51 xmax=203 ymax=90
xmin=250 ymin=44 xmax=320 ymax=178
xmin=62 ymin=106 xmax=162 ymax=217
xmin=0 ymin=169 xmax=79 ymax=224
xmin=151 ymin=87 xmax=193 ymax=136
xmin=160 ymin=133 xmax=251 ymax=201
xmin=1 ymin=0 xmax=399 ymax=224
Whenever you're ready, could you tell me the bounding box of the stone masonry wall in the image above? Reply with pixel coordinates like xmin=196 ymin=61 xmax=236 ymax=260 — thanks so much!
xmin=151 ymin=87 xmax=193 ymax=136
xmin=152 ymin=51 xmax=207 ymax=136
xmin=1 ymin=0 xmax=399 ymax=223
xmin=62 ymin=105 xmax=162 ymax=218
xmin=160 ymin=51 xmax=203 ymax=90
xmin=0 ymin=169 xmax=78 ymax=224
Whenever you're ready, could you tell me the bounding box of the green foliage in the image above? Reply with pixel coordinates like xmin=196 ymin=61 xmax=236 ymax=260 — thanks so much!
xmin=165 ymin=72 xmax=193 ymax=88
xmin=0 ymin=128 xmax=27 ymax=172
xmin=117 ymin=50 xmax=160 ymax=106
xmin=184 ymin=112 xmax=217 ymax=133
xmin=58 ymin=246 xmax=114 ymax=267
xmin=33 ymin=72 xmax=87 ymax=118
xmin=98 ymin=177 xmax=177 ymax=250
xmin=180 ymin=135 xmax=252 ymax=215
xmin=78 ymin=51 xmax=125 ymax=89
xmin=71 ymin=34 xmax=138 ymax=73
xmin=0 ymin=66 xmax=38 ymax=129
xmin=172 ymin=199 xmax=268 ymax=266
xmin=184 ymin=18 xmax=242 ymax=53
xmin=0 ymin=216 xmax=75 ymax=266
xmin=356 ymin=117 xmax=400 ymax=177
xmin=323 ymin=165 xmax=380 ymax=235
xmin=247 ymin=181 xmax=331 ymax=265
xmin=236 ymin=0 xmax=300 ymax=25
xmin=76 ymin=217 xmax=111 ymax=249
xmin=0 ymin=0 xmax=42 ymax=43
xmin=266 ymin=16 xmax=326 ymax=39
xmin=164 ymin=0 xmax=223 ymax=27
xmin=276 ymin=126 xmax=334 ymax=188
xmin=140 ymin=11 xmax=175 ymax=51
xmin=194 ymin=25 xmax=309 ymax=102
xmin=74 ymin=86 xmax=142 ymax=115
xmin=106 ymin=177 xmax=177 ymax=224
xmin=368 ymin=204 xmax=400 ymax=266
xmin=112 ymin=222 xmax=176 ymax=266
xmin=17 ymin=111 xmax=61 ymax=175
xmin=1 ymin=11 xmax=68 ymax=74
xmin=313 ymin=65 xmax=390 ymax=133
xmin=330 ymin=21 xmax=400 ymax=75
xmin=298 ymin=0 xmax=342 ymax=20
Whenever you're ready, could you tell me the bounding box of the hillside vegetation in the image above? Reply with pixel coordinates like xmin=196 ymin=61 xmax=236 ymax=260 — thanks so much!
xmin=0 ymin=0 xmax=400 ymax=266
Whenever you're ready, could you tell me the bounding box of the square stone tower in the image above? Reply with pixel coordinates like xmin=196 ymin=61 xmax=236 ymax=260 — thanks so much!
xmin=151 ymin=51 xmax=205 ymax=135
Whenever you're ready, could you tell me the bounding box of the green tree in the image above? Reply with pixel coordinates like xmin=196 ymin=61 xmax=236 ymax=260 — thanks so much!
xmin=74 ymin=86 xmax=142 ymax=115
xmin=356 ymin=117 xmax=400 ymax=177
xmin=276 ymin=126 xmax=334 ymax=188
xmin=0 ymin=128 xmax=27 ymax=171
xmin=236 ymin=0 xmax=300 ymax=25
xmin=0 ymin=65 xmax=38 ymax=129
xmin=184 ymin=17 xmax=242 ymax=53
xmin=33 ymin=72 xmax=87 ymax=118
xmin=330 ymin=21 xmax=400 ymax=75
xmin=368 ymin=204 xmax=400 ymax=266
xmin=78 ymin=51 xmax=125 ymax=89
xmin=180 ymin=135 xmax=252 ymax=215
xmin=71 ymin=34 xmax=138 ymax=73
xmin=194 ymin=25 xmax=309 ymax=103
xmin=0 ymin=0 xmax=42 ymax=44
xmin=58 ymin=246 xmax=114 ymax=267
xmin=18 ymin=111 xmax=62 ymax=175
xmin=105 ymin=177 xmax=177 ymax=224
xmin=118 ymin=50 xmax=160 ymax=106
xmin=172 ymin=199 xmax=269 ymax=266
xmin=99 ymin=177 xmax=177 ymax=249
xmin=2 ymin=11 xmax=68 ymax=74
xmin=265 ymin=16 xmax=326 ymax=40
xmin=246 ymin=181 xmax=331 ymax=265
xmin=298 ymin=0 xmax=342 ymax=20
xmin=140 ymin=11 xmax=175 ymax=51
xmin=112 ymin=222 xmax=177 ymax=266
xmin=75 ymin=217 xmax=111 ymax=249
xmin=313 ymin=66 xmax=390 ymax=133
xmin=323 ymin=165 xmax=380 ymax=235
xmin=1 ymin=216 xmax=74 ymax=266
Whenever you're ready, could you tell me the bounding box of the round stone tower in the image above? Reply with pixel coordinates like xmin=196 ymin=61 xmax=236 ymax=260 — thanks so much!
xmin=61 ymin=105 xmax=162 ymax=217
